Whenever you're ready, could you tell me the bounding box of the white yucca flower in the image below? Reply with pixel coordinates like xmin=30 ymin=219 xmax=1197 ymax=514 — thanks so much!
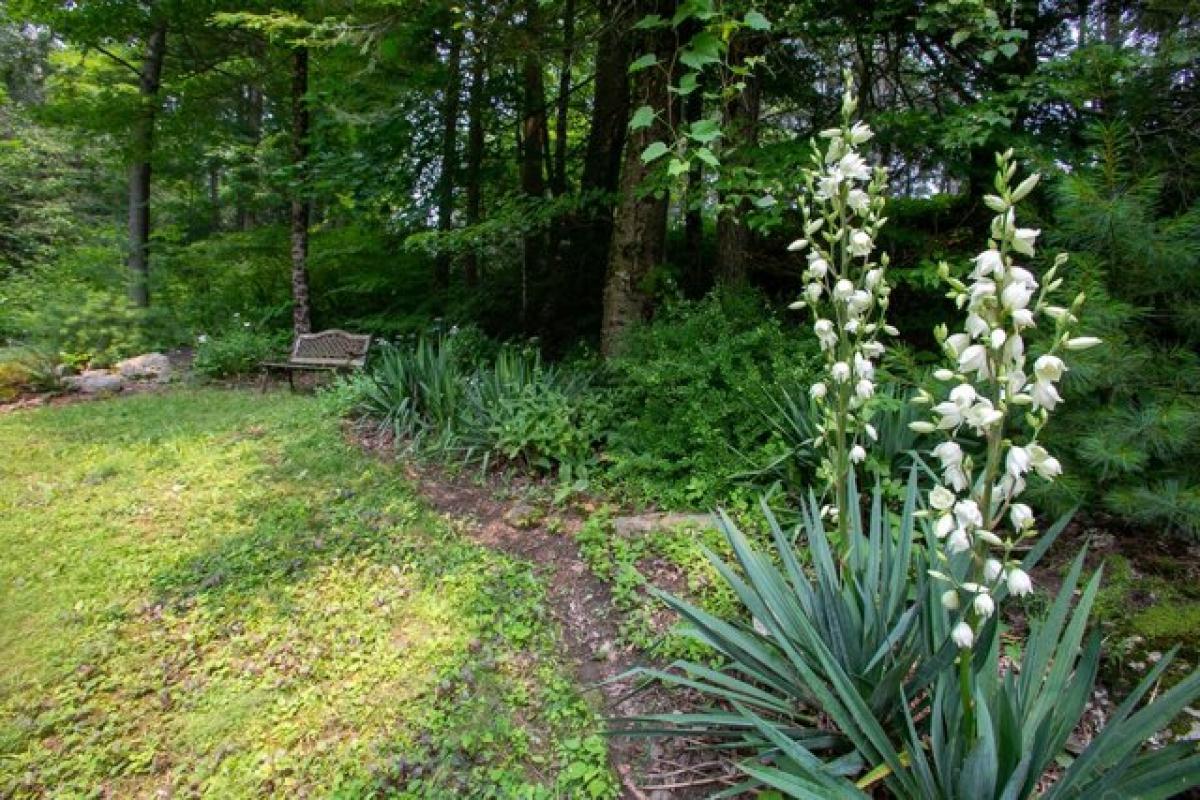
xmin=915 ymin=151 xmax=1099 ymax=650
xmin=785 ymin=70 xmax=895 ymax=531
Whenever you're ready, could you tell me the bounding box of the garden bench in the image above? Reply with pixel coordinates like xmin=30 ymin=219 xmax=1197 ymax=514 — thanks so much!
xmin=259 ymin=329 xmax=372 ymax=391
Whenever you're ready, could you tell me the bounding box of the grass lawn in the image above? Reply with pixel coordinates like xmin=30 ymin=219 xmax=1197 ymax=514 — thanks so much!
xmin=0 ymin=389 xmax=614 ymax=799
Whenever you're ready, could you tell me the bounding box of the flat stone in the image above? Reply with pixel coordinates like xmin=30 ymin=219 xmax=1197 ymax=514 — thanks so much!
xmin=503 ymin=502 xmax=542 ymax=529
xmin=66 ymin=370 xmax=125 ymax=394
xmin=611 ymin=512 xmax=717 ymax=538
xmin=115 ymin=352 xmax=172 ymax=382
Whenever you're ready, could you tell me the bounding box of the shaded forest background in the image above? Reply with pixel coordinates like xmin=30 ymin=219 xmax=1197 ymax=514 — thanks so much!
xmin=1 ymin=0 xmax=1199 ymax=533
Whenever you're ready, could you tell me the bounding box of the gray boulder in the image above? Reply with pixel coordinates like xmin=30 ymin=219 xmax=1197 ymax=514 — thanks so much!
xmin=115 ymin=352 xmax=171 ymax=382
xmin=66 ymin=370 xmax=125 ymax=394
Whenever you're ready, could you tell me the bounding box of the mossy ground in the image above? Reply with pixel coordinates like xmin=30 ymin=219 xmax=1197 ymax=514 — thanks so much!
xmin=1090 ymin=551 xmax=1200 ymax=690
xmin=0 ymin=390 xmax=613 ymax=798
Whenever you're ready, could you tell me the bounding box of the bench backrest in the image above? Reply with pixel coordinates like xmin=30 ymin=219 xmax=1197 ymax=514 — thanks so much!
xmin=290 ymin=330 xmax=372 ymax=367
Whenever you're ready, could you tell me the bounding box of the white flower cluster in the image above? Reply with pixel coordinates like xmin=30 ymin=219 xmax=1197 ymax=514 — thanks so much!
xmin=788 ymin=73 xmax=898 ymax=511
xmin=912 ymin=151 xmax=1100 ymax=650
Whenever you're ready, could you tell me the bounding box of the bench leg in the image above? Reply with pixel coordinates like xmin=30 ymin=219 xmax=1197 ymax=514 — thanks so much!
xmin=259 ymin=368 xmax=270 ymax=394
xmin=288 ymin=370 xmax=295 ymax=392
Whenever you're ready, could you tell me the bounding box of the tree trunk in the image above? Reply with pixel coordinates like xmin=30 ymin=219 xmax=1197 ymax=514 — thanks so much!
xmin=683 ymin=84 xmax=705 ymax=292
xmin=519 ymin=3 xmax=548 ymax=330
xmin=600 ymin=2 xmax=673 ymax=358
xmin=290 ymin=46 xmax=312 ymax=335
xmin=551 ymin=0 xmax=575 ymax=196
xmin=463 ymin=22 xmax=487 ymax=289
xmin=565 ymin=0 xmax=633 ymax=333
xmin=435 ymin=27 xmax=464 ymax=296
xmin=208 ymin=160 xmax=221 ymax=232
xmin=127 ymin=21 xmax=167 ymax=307
xmin=580 ymin=0 xmax=632 ymax=197
xmin=715 ymin=34 xmax=763 ymax=285
xmin=238 ymin=36 xmax=265 ymax=231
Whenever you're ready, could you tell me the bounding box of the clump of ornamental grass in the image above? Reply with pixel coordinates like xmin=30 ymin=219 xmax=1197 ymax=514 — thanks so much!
xmin=617 ymin=74 xmax=1200 ymax=799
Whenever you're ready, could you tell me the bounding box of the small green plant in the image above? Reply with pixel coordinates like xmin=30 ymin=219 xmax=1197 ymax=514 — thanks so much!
xmin=0 ymin=345 xmax=59 ymax=400
xmin=192 ymin=325 xmax=288 ymax=379
xmin=356 ymin=335 xmax=605 ymax=480
xmin=599 ymin=285 xmax=821 ymax=509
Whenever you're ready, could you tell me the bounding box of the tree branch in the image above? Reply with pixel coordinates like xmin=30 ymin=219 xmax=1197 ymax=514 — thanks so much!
xmin=92 ymin=45 xmax=142 ymax=78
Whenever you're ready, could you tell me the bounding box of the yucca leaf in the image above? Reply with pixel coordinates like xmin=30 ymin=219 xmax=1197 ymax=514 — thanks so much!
xmin=733 ymin=702 xmax=869 ymax=799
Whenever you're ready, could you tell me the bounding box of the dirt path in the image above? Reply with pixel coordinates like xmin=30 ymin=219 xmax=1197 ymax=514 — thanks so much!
xmin=390 ymin=458 xmax=734 ymax=799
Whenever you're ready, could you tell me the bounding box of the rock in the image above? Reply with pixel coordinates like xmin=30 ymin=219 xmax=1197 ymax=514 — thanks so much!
xmin=611 ymin=512 xmax=716 ymax=538
xmin=65 ymin=370 xmax=125 ymax=394
xmin=115 ymin=352 xmax=172 ymax=382
xmin=503 ymin=502 xmax=542 ymax=529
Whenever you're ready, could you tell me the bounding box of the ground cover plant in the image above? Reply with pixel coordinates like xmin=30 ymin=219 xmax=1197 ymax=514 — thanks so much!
xmin=0 ymin=390 xmax=613 ymax=798
xmin=346 ymin=333 xmax=606 ymax=484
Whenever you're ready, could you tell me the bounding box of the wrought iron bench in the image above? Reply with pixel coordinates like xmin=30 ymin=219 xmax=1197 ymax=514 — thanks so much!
xmin=259 ymin=329 xmax=372 ymax=391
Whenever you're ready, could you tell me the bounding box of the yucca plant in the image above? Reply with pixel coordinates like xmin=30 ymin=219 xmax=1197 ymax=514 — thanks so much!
xmin=733 ymin=548 xmax=1200 ymax=799
xmin=616 ymin=472 xmax=952 ymax=783
xmin=616 ymin=67 xmax=1200 ymax=796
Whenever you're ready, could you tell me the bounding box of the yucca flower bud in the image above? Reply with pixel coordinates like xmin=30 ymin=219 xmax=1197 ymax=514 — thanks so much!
xmin=952 ymin=621 xmax=975 ymax=649
xmin=1007 ymin=568 xmax=1033 ymax=597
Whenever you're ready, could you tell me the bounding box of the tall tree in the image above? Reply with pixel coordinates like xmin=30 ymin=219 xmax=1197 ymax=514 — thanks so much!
xmin=714 ymin=34 xmax=762 ymax=285
xmin=570 ymin=0 xmax=633 ymax=325
xmin=682 ymin=84 xmax=706 ymax=291
xmin=600 ymin=0 xmax=674 ymax=357
xmin=519 ymin=1 xmax=548 ymax=329
xmin=551 ymin=0 xmax=575 ymax=196
xmin=434 ymin=24 xmax=464 ymax=296
xmin=236 ymin=35 xmax=266 ymax=231
xmin=290 ymin=45 xmax=312 ymax=334
xmin=463 ymin=15 xmax=488 ymax=288
xmin=127 ymin=20 xmax=168 ymax=306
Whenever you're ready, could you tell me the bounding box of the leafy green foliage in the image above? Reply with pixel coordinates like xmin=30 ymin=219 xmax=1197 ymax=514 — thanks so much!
xmin=634 ymin=481 xmax=1200 ymax=797
xmin=192 ymin=325 xmax=288 ymax=379
xmin=0 ymin=344 xmax=59 ymax=400
xmin=618 ymin=475 xmax=944 ymax=778
xmin=0 ymin=389 xmax=614 ymax=797
xmin=357 ymin=334 xmax=605 ymax=480
xmin=1034 ymin=130 xmax=1200 ymax=538
xmin=574 ymin=511 xmax=740 ymax=661
xmin=599 ymin=288 xmax=820 ymax=509
xmin=0 ymin=235 xmax=161 ymax=368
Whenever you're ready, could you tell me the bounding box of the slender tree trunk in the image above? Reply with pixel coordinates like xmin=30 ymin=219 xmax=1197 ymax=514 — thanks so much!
xmin=683 ymin=84 xmax=705 ymax=291
xmin=600 ymin=1 xmax=673 ymax=357
xmin=290 ymin=46 xmax=312 ymax=335
xmin=208 ymin=161 xmax=221 ymax=232
xmin=552 ymin=0 xmax=575 ymax=195
xmin=580 ymin=0 xmax=632 ymax=197
xmin=568 ymin=0 xmax=633 ymax=331
xmin=520 ymin=3 xmax=548 ymax=331
xmin=127 ymin=21 xmax=167 ymax=307
xmin=1103 ymin=0 xmax=1121 ymax=46
xmin=463 ymin=23 xmax=487 ymax=289
xmin=715 ymin=34 xmax=762 ymax=285
xmin=435 ymin=27 xmax=464 ymax=296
